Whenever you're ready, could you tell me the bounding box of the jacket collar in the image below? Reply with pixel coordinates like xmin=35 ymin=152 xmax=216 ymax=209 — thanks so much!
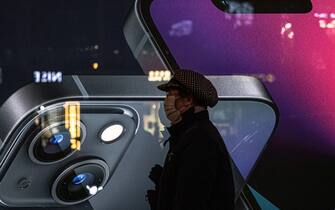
xmin=166 ymin=107 xmax=209 ymax=137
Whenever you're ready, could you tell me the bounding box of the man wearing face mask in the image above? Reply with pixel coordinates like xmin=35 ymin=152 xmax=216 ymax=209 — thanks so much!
xmin=147 ymin=69 xmax=235 ymax=210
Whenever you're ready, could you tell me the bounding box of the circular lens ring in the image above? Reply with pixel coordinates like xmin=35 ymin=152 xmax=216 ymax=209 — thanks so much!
xmin=28 ymin=121 xmax=86 ymax=165
xmin=51 ymin=159 xmax=110 ymax=205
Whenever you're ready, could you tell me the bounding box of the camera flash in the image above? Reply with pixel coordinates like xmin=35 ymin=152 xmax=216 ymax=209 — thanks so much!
xmin=100 ymin=124 xmax=124 ymax=143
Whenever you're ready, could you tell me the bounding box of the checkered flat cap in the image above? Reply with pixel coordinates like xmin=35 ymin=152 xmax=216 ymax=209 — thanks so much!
xmin=157 ymin=69 xmax=219 ymax=107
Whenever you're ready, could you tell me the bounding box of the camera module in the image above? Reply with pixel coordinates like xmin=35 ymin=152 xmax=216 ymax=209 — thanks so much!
xmin=51 ymin=159 xmax=109 ymax=205
xmin=28 ymin=122 xmax=86 ymax=164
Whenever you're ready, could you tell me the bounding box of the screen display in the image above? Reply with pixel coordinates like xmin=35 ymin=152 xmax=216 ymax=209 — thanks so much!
xmin=148 ymin=0 xmax=335 ymax=209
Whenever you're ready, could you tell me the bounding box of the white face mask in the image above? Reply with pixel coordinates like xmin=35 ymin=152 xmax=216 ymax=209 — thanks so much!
xmin=164 ymin=95 xmax=182 ymax=124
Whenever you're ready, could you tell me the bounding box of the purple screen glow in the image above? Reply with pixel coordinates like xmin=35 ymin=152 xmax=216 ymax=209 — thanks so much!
xmin=151 ymin=0 xmax=335 ymax=150
xmin=150 ymin=0 xmax=335 ymax=208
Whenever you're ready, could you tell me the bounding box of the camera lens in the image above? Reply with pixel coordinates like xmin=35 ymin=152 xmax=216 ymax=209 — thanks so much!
xmin=28 ymin=122 xmax=86 ymax=164
xmin=44 ymin=132 xmax=70 ymax=154
xmin=50 ymin=134 xmax=65 ymax=145
xmin=51 ymin=159 xmax=109 ymax=205
xmin=72 ymin=173 xmax=89 ymax=185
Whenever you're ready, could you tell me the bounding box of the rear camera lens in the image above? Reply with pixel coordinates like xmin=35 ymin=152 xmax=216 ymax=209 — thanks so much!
xmin=50 ymin=134 xmax=65 ymax=145
xmin=51 ymin=159 xmax=109 ymax=205
xmin=28 ymin=122 xmax=86 ymax=164
xmin=72 ymin=173 xmax=88 ymax=185
xmin=43 ymin=131 xmax=71 ymax=155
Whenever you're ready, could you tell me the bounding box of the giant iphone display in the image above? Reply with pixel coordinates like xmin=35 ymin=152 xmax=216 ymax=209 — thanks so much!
xmin=0 ymin=75 xmax=277 ymax=208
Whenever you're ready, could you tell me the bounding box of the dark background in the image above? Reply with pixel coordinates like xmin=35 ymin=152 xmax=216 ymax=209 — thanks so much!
xmin=0 ymin=0 xmax=143 ymax=106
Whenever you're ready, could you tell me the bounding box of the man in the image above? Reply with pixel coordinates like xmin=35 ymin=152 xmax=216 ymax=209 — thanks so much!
xmin=147 ymin=69 xmax=235 ymax=210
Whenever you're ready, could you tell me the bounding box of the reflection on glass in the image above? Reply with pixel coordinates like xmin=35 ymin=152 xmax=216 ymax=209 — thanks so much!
xmin=210 ymin=101 xmax=276 ymax=179
xmin=64 ymin=102 xmax=81 ymax=151
xmin=88 ymin=100 xmax=276 ymax=210
xmin=11 ymin=100 xmax=275 ymax=209
xmin=143 ymin=102 xmax=166 ymax=148
xmin=29 ymin=101 xmax=84 ymax=164
xmin=224 ymin=2 xmax=254 ymax=28
xmin=86 ymin=185 xmax=104 ymax=196
xmin=169 ymin=20 xmax=193 ymax=37
xmin=148 ymin=70 xmax=171 ymax=81
xmin=281 ymin=22 xmax=294 ymax=39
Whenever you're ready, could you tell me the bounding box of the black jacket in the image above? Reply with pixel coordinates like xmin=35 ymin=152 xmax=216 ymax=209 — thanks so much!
xmin=157 ymin=108 xmax=235 ymax=210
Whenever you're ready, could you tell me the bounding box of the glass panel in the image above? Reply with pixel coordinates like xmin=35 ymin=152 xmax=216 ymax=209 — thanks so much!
xmin=0 ymin=99 xmax=275 ymax=209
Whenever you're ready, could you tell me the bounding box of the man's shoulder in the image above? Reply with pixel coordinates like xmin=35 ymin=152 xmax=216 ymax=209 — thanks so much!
xmin=182 ymin=121 xmax=223 ymax=150
xmin=188 ymin=120 xmax=222 ymax=139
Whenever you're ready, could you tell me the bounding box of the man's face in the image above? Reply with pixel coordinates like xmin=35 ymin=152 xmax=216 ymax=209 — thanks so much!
xmin=166 ymin=89 xmax=193 ymax=113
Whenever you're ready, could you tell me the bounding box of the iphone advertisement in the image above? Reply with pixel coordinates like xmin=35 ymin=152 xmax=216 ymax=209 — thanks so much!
xmin=0 ymin=1 xmax=333 ymax=210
